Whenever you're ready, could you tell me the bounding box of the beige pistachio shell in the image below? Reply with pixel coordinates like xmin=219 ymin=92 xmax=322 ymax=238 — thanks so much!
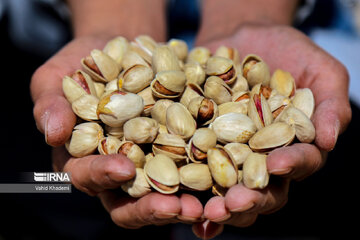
xmin=248 ymin=93 xmax=273 ymax=130
xmin=93 ymin=81 xmax=105 ymax=98
xmin=118 ymin=140 xmax=146 ymax=168
xmin=72 ymin=94 xmax=99 ymax=121
xmin=105 ymin=125 xmax=123 ymax=139
xmin=210 ymin=113 xmax=256 ymax=144
xmin=62 ymin=70 xmax=97 ymax=104
xmin=180 ymin=83 xmax=204 ymax=107
xmin=168 ymin=39 xmax=188 ymax=61
xmin=186 ymin=47 xmax=211 ymax=67
xmin=97 ymin=90 xmax=144 ymax=127
xmin=243 ymin=153 xmax=269 ymax=189
xmin=230 ymin=74 xmax=249 ymax=92
xmin=238 ymin=170 xmax=243 ymax=183
xmin=131 ymin=35 xmax=158 ymax=64
xmin=158 ymin=124 xmax=168 ymax=134
xmin=212 ymin=184 xmax=228 ymax=197
xmin=275 ymin=106 xmax=315 ymax=143
xmin=267 ymin=94 xmax=291 ymax=119
xmin=250 ymin=83 xmax=275 ymax=99
xmin=145 ymin=152 xmax=155 ymax=163
xmin=137 ymin=87 xmax=156 ymax=116
xmin=121 ymin=50 xmax=150 ymax=70
xmin=187 ymin=128 xmax=217 ymax=163
xmin=65 ymin=122 xmax=104 ymax=158
xmin=206 ymin=56 xmax=237 ymax=85
xmin=122 ymin=65 xmax=154 ymax=93
xmin=204 ymin=76 xmax=233 ymax=105
xmin=166 ymin=103 xmax=197 ymax=140
xmin=188 ymin=96 xmax=219 ymax=126
xmin=151 ymin=99 xmax=174 ymax=125
xmin=242 ymin=54 xmax=270 ymax=87
xmin=207 ymin=146 xmax=238 ymax=188
xmin=179 ymin=163 xmax=213 ymax=191
xmin=291 ymin=88 xmax=315 ymax=119
xmin=123 ymin=117 xmax=159 ymax=144
xmin=224 ymin=143 xmax=253 ymax=167
xmin=152 ymin=133 xmax=188 ymax=163
xmin=103 ymin=36 xmax=129 ymax=66
xmin=184 ymin=62 xmax=206 ymax=85
xmin=150 ymin=70 xmax=186 ymax=98
xmin=101 ymin=79 xmax=120 ymax=98
xmin=81 ymin=49 xmax=120 ymax=83
xmin=98 ymin=136 xmax=122 ymax=155
xmin=152 ymin=45 xmax=181 ymax=74
xmin=270 ymin=69 xmax=296 ymax=97
xmin=214 ymin=45 xmax=240 ymax=65
xmin=144 ymin=154 xmax=180 ymax=194
xmin=249 ymin=122 xmax=296 ymax=152
xmin=232 ymin=91 xmax=250 ymax=104
xmin=218 ymin=102 xmax=248 ymax=116
xmin=121 ymin=168 xmax=151 ymax=198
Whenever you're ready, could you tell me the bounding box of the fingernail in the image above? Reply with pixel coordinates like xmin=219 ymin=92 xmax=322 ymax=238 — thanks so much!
xmin=268 ymin=168 xmax=291 ymax=175
xmin=177 ymin=215 xmax=202 ymax=222
xmin=334 ymin=119 xmax=340 ymax=142
xmin=41 ymin=111 xmax=50 ymax=144
xmin=108 ymin=170 xmax=134 ymax=182
xmin=230 ymin=201 xmax=255 ymax=213
xmin=154 ymin=212 xmax=178 ymax=219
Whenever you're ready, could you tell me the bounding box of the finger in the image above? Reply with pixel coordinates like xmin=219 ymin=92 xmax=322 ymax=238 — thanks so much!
xmin=192 ymin=220 xmax=224 ymax=240
xmin=267 ymin=143 xmax=324 ymax=181
xmin=203 ymin=196 xmax=231 ymax=222
xmin=63 ymin=154 xmax=136 ymax=196
xmin=177 ymin=193 xmax=204 ymax=223
xmin=99 ymin=191 xmax=181 ymax=229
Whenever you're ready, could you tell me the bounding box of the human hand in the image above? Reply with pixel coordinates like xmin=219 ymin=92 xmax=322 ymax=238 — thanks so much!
xmin=192 ymin=24 xmax=352 ymax=239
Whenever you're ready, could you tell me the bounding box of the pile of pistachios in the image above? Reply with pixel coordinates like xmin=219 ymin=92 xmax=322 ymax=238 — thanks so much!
xmin=62 ymin=35 xmax=315 ymax=198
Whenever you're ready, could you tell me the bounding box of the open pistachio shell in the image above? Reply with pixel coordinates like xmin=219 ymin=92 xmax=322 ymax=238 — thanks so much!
xmin=121 ymin=50 xmax=150 ymax=70
xmin=93 ymin=81 xmax=105 ymax=98
xmin=249 ymin=122 xmax=296 ymax=152
xmin=188 ymin=96 xmax=219 ymax=126
xmin=152 ymin=45 xmax=181 ymax=74
xmin=179 ymin=163 xmax=213 ymax=191
xmin=224 ymin=142 xmax=253 ymax=167
xmin=206 ymin=56 xmax=237 ymax=85
xmin=72 ymin=94 xmax=99 ymax=121
xmin=103 ymin=36 xmax=129 ymax=66
xmin=130 ymin=35 xmax=158 ymax=64
xmin=137 ymin=87 xmax=156 ymax=116
xmin=267 ymin=94 xmax=291 ymax=119
xmin=214 ymin=45 xmax=240 ymax=66
xmin=275 ymin=106 xmax=315 ymax=143
xmin=105 ymin=125 xmax=123 ymax=139
xmin=121 ymin=168 xmax=151 ymax=198
xmin=207 ymin=146 xmax=238 ymax=188
xmin=166 ymin=103 xmax=197 ymax=140
xmin=218 ymin=102 xmax=248 ymax=116
xmin=118 ymin=140 xmax=146 ymax=168
xmin=248 ymin=93 xmax=273 ymax=130
xmin=122 ymin=65 xmax=154 ymax=93
xmin=151 ymin=99 xmax=174 ymax=125
xmin=123 ymin=117 xmax=159 ymax=144
xmin=98 ymin=136 xmax=122 ymax=155
xmin=291 ymin=88 xmax=315 ymax=119
xmin=168 ymin=39 xmax=188 ymax=61
xmin=243 ymin=153 xmax=269 ymax=189
xmin=210 ymin=113 xmax=256 ymax=144
xmin=232 ymin=91 xmax=250 ymax=104
xmin=186 ymin=47 xmax=211 ymax=67
xmin=204 ymin=76 xmax=233 ymax=105
xmin=144 ymin=154 xmax=180 ymax=194
xmin=187 ymin=128 xmax=217 ymax=163
xmin=270 ymin=69 xmax=296 ymax=97
xmin=184 ymin=62 xmax=206 ymax=85
xmin=152 ymin=133 xmax=188 ymax=164
xmin=242 ymin=54 xmax=270 ymax=87
xmin=65 ymin=122 xmax=104 ymax=158
xmin=180 ymin=83 xmax=204 ymax=107
xmin=62 ymin=70 xmax=97 ymax=104
xmin=150 ymin=70 xmax=186 ymax=99
xmin=81 ymin=49 xmax=120 ymax=83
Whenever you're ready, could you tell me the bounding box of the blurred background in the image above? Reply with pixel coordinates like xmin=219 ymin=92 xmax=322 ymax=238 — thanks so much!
xmin=0 ymin=0 xmax=358 ymax=239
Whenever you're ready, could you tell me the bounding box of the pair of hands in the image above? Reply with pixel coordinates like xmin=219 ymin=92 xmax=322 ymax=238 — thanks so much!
xmin=31 ymin=24 xmax=351 ymax=239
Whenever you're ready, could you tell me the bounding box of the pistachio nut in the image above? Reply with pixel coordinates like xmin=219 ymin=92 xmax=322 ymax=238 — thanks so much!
xmin=291 ymin=88 xmax=315 ymax=119
xmin=81 ymin=49 xmax=120 ymax=83
xmin=62 ymin=70 xmax=97 ymax=103
xmin=144 ymin=154 xmax=180 ymax=194
xmin=151 ymin=99 xmax=174 ymax=125
xmin=218 ymin=102 xmax=248 ymax=116
xmin=179 ymin=83 xmax=204 ymax=107
xmin=248 ymin=92 xmax=273 ymax=130
xmin=150 ymin=70 xmax=186 ymax=98
xmin=243 ymin=153 xmax=269 ymax=189
xmin=137 ymin=87 xmax=156 ymax=116
xmin=186 ymin=47 xmax=211 ymax=67
xmin=232 ymin=91 xmax=250 ymax=104
xmin=97 ymin=90 xmax=144 ymax=127
xmin=166 ymin=103 xmax=197 ymax=140
xmin=123 ymin=117 xmax=159 ymax=144
xmin=249 ymin=122 xmax=296 ymax=152
xmin=188 ymin=96 xmax=219 ymax=126
xmin=65 ymin=122 xmax=104 ymax=158
xmin=207 ymin=146 xmax=238 ymax=188
xmin=204 ymin=76 xmax=233 ymax=105
xmin=121 ymin=64 xmax=154 ymax=93
xmin=103 ymin=36 xmax=129 ymax=66
xmin=224 ymin=142 xmax=253 ymax=167
xmin=118 ymin=140 xmax=146 ymax=168
xmin=179 ymin=163 xmax=213 ymax=191
xmin=184 ymin=62 xmax=206 ymax=85
xmin=121 ymin=168 xmax=151 ymax=198
xmin=267 ymin=94 xmax=291 ymax=119
xmin=242 ymin=54 xmax=270 ymax=87
xmin=275 ymin=106 xmax=315 ymax=143
xmin=187 ymin=128 xmax=217 ymax=163
xmin=270 ymin=69 xmax=296 ymax=97
xmin=250 ymin=83 xmax=274 ymax=99
xmin=168 ymin=39 xmax=188 ymax=61
xmin=152 ymin=133 xmax=188 ymax=165
xmin=152 ymin=45 xmax=181 ymax=74
xmin=98 ymin=136 xmax=122 ymax=155
xmin=206 ymin=56 xmax=237 ymax=85
xmin=210 ymin=113 xmax=256 ymax=144
xmin=72 ymin=94 xmax=99 ymax=121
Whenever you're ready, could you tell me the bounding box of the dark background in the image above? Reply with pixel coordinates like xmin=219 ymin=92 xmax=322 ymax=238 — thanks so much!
xmin=0 ymin=0 xmax=358 ymax=239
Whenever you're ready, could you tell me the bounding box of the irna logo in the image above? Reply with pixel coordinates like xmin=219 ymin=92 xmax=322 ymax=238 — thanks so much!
xmin=34 ymin=172 xmax=71 ymax=182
